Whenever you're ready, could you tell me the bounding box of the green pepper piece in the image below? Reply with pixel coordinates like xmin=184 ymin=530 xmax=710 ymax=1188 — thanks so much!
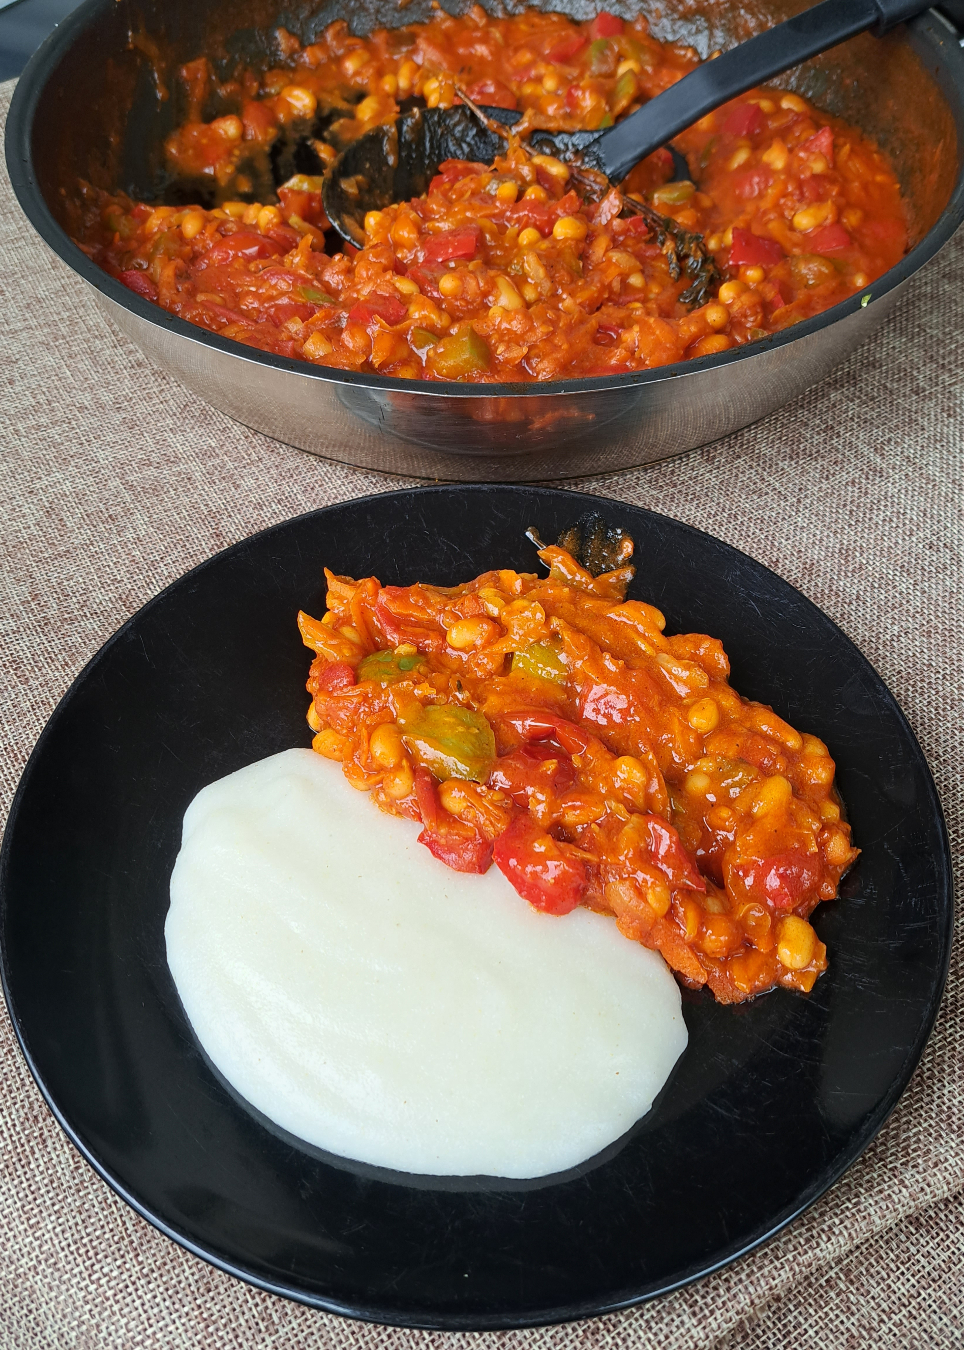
xmin=409 ymin=326 xmax=440 ymax=356
xmin=790 ymin=254 xmax=837 ymax=289
xmin=401 ymin=705 xmax=496 ymax=782
xmin=612 ymin=69 xmax=638 ymax=117
xmin=357 ymin=649 xmax=423 ymax=684
xmin=699 ymin=136 xmax=719 ymax=170
xmin=587 ymin=37 xmax=617 ymax=76
xmin=652 ymin=180 xmax=695 ymax=206
xmin=426 ymin=326 xmax=492 ymax=380
xmin=298 ymin=286 xmax=333 ymax=303
xmin=510 ymin=641 xmax=567 ymax=685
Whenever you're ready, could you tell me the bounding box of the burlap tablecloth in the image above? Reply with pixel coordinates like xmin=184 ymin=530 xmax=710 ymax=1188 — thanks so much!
xmin=1 ymin=76 xmax=962 ymax=1347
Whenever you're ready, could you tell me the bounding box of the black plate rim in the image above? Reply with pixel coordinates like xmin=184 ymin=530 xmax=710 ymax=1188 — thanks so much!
xmin=0 ymin=483 xmax=954 ymax=1331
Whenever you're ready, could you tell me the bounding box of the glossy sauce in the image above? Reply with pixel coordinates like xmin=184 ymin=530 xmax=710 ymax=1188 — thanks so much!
xmin=300 ymin=540 xmax=859 ymax=1004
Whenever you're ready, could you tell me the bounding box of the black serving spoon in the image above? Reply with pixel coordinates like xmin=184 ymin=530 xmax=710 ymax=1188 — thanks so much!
xmin=322 ymin=0 xmax=927 ymax=250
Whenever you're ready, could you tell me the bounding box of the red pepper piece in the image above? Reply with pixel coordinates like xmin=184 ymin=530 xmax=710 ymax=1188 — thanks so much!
xmin=489 ymin=744 xmax=577 ymax=808
xmin=118 ymin=269 xmax=158 ymax=301
xmin=374 ymin=587 xmax=445 ymax=652
xmin=732 ymin=166 xmax=773 ymax=200
xmin=798 ymin=125 xmax=834 ymax=167
xmin=428 ymin=164 xmax=482 ymax=194
xmin=241 ymin=99 xmax=278 ymax=143
xmin=414 ymin=768 xmax=493 ymax=874
xmin=548 ymin=32 xmax=589 ymax=62
xmin=728 ymin=227 xmax=784 ymax=267
xmin=405 ymin=263 xmax=445 ymax=301
xmin=317 ymin=662 xmax=356 ymax=692
xmin=589 ymin=11 xmax=624 ymax=38
xmin=420 ymin=225 xmax=481 ymax=264
xmin=278 ymin=184 xmax=326 ymax=228
xmin=347 ymin=293 xmax=409 ymax=326
xmin=808 ymin=223 xmax=851 ymax=254
xmin=202 ymin=232 xmax=284 ymax=266
xmin=737 ymin=847 xmax=822 ymax=910
xmin=721 ymin=102 xmax=764 ymax=138
xmin=462 ymin=78 xmax=517 ymax=110
xmin=498 ymin=710 xmax=596 ymax=757
xmin=493 ymin=815 xmax=587 ymax=914
xmin=612 ymin=214 xmax=653 ymax=239
xmin=642 ymin=816 xmax=706 ymax=892
xmin=505 ymin=189 xmax=582 ymax=236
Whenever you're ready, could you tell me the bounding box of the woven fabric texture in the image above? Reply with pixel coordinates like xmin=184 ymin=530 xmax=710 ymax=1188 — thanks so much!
xmin=1 ymin=78 xmax=962 ymax=1347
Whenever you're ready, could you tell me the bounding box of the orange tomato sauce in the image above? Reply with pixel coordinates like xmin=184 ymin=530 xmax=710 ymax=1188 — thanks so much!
xmin=79 ymin=7 xmax=908 ymax=382
xmin=299 ymin=535 xmax=859 ymax=1004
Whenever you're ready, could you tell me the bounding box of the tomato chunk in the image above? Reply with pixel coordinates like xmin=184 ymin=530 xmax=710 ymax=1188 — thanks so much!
xmin=737 ymin=847 xmax=822 ymax=910
xmin=118 ymin=269 xmax=157 ymax=301
xmin=489 ymin=744 xmax=577 ymax=807
xmin=202 ymin=232 xmax=284 ymax=266
xmin=547 ymin=32 xmax=588 ymax=62
xmin=728 ymin=228 xmax=785 ymax=267
xmin=317 ymin=661 xmax=356 ymax=692
xmin=808 ymin=223 xmax=852 ymax=255
xmin=498 ymin=709 xmax=596 ymax=757
xmin=374 ymin=586 xmax=444 ymax=651
xmin=414 ymin=769 xmax=493 ymax=874
xmin=589 ymin=12 xmax=624 ymax=38
xmin=798 ymin=125 xmax=834 ymax=167
xmin=347 ymin=293 xmax=409 ymax=326
xmin=462 ymin=78 xmax=517 ymax=110
xmin=493 ymin=815 xmax=587 ymax=915
xmin=721 ymin=102 xmax=764 ymax=138
xmin=642 ymin=816 xmax=706 ymax=892
xmin=420 ymin=225 xmax=481 ymax=263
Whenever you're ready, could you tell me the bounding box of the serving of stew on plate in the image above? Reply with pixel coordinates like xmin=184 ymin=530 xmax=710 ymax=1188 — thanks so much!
xmin=78 ymin=7 xmax=908 ymax=383
xmin=298 ymin=523 xmax=859 ymax=1005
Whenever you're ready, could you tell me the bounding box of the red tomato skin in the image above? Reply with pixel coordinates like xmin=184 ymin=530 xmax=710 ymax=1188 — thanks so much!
xmin=118 ymin=269 xmax=157 ymax=301
xmin=589 ymin=12 xmax=624 ymax=38
xmin=642 ymin=816 xmax=706 ymax=891
xmin=808 ymin=223 xmax=851 ymax=254
xmin=419 ymin=827 xmax=493 ymax=873
xmin=414 ymin=768 xmax=492 ymax=873
xmin=798 ymin=125 xmax=834 ymax=167
xmin=317 ymin=662 xmax=356 ymax=692
xmin=419 ymin=225 xmax=481 ymax=263
xmin=721 ymin=102 xmax=764 ymax=138
xmin=493 ymin=816 xmax=587 ymax=915
xmin=498 ymin=710 xmax=595 ymax=757
xmin=201 ymin=232 xmax=283 ymax=266
xmin=548 ymin=32 xmax=589 ymax=62
xmin=728 ymin=228 xmax=784 ymax=267
xmin=732 ymin=166 xmax=773 ymax=200
xmin=489 ymin=744 xmax=576 ymax=807
xmin=737 ymin=848 xmax=822 ymax=910
xmin=463 ymin=78 xmax=517 ymax=110
xmin=374 ymin=587 xmax=444 ymax=652
xmin=241 ymin=99 xmax=277 ymax=142
xmin=347 ymin=293 xmax=408 ymax=326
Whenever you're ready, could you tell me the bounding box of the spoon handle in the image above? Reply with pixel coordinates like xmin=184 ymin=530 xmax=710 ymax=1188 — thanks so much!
xmin=593 ymin=0 xmax=927 ymax=183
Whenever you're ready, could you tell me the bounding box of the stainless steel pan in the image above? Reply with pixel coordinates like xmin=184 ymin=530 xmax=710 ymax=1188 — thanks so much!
xmin=7 ymin=0 xmax=964 ymax=480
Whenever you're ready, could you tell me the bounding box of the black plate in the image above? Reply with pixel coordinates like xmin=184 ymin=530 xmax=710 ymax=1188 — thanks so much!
xmin=0 ymin=485 xmax=952 ymax=1330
